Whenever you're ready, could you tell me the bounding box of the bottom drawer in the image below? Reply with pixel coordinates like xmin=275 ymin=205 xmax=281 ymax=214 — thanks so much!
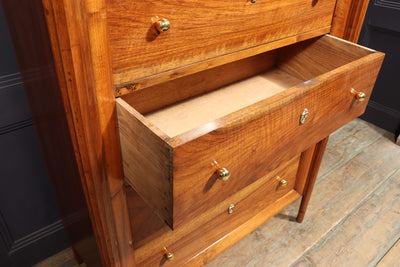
xmin=129 ymin=154 xmax=303 ymax=266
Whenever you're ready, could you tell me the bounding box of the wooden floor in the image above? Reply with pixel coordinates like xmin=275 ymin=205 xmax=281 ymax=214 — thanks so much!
xmin=35 ymin=118 xmax=400 ymax=267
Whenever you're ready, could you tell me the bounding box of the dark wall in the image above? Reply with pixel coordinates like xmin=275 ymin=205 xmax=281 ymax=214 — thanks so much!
xmin=0 ymin=4 xmax=69 ymax=266
xmin=358 ymin=0 xmax=400 ymax=137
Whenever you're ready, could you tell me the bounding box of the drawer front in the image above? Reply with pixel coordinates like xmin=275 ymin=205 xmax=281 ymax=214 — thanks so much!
xmin=106 ymin=0 xmax=336 ymax=83
xmin=172 ymin=52 xmax=383 ymax=227
xmin=132 ymin=155 xmax=301 ymax=266
xmin=117 ymin=36 xmax=384 ymax=229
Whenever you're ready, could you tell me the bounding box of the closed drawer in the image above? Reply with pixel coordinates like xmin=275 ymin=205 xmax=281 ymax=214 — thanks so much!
xmin=131 ymin=155 xmax=301 ymax=266
xmin=106 ymin=0 xmax=337 ymax=84
xmin=116 ymin=35 xmax=384 ymax=229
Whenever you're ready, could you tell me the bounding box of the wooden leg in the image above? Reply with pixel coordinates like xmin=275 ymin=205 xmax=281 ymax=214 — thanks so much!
xmin=396 ymin=133 xmax=399 ymax=146
xmin=72 ymin=245 xmax=84 ymax=264
xmin=296 ymin=137 xmax=329 ymax=223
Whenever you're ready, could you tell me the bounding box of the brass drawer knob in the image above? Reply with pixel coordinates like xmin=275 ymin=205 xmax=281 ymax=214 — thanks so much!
xmin=163 ymin=247 xmax=174 ymax=261
xmin=166 ymin=252 xmax=174 ymax=261
xmin=277 ymin=176 xmax=288 ymax=186
xmin=217 ymin=167 xmax=230 ymax=181
xmin=228 ymin=204 xmax=235 ymax=214
xmin=155 ymin=18 xmax=170 ymax=33
xmin=350 ymin=88 xmax=366 ymax=102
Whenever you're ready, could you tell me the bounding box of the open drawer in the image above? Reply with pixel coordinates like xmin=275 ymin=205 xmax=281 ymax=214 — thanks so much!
xmin=116 ymin=35 xmax=384 ymax=229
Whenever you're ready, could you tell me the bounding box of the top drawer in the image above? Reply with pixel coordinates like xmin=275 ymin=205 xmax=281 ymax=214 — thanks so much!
xmin=106 ymin=0 xmax=336 ymax=84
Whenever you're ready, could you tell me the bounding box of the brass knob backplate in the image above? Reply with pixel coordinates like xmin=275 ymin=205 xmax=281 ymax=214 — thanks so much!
xmin=217 ymin=167 xmax=231 ymax=181
xmin=350 ymin=88 xmax=366 ymax=102
xmin=155 ymin=18 xmax=170 ymax=32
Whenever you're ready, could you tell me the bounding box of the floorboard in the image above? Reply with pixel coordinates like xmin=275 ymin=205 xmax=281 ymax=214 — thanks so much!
xmin=208 ymin=119 xmax=400 ymax=266
xmin=378 ymin=238 xmax=400 ymax=267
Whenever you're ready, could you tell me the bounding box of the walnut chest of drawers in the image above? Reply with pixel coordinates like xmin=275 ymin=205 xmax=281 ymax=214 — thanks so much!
xmin=2 ymin=0 xmax=384 ymax=266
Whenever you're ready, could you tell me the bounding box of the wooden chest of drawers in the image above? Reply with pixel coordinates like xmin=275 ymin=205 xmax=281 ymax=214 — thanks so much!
xmin=2 ymin=0 xmax=383 ymax=266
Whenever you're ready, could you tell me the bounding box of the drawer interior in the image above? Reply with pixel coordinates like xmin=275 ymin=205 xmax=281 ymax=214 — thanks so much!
xmin=121 ymin=35 xmax=374 ymax=139
xmin=117 ymin=34 xmax=383 ymax=229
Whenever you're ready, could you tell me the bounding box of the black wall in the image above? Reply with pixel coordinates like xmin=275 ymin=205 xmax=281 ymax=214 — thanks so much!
xmin=0 ymin=5 xmax=69 ymax=266
xmin=358 ymin=0 xmax=400 ymax=137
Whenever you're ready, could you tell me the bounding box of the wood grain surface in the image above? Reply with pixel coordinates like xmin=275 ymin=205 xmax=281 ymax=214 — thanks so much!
xmin=0 ymin=1 xmax=103 ymax=265
xmin=277 ymin=35 xmax=372 ymax=81
xmin=113 ymin=27 xmax=330 ymax=94
xmin=36 ymin=119 xmax=400 ymax=267
xmin=117 ymin=99 xmax=173 ymax=227
xmin=118 ymin=35 xmax=383 ymax=229
xmin=4 ymin=0 xmax=377 ymax=266
xmin=208 ymin=119 xmax=400 ymax=267
xmin=41 ymin=0 xmax=136 ymax=265
xmin=107 ymin=0 xmax=336 ymax=85
xmin=331 ymin=0 xmax=370 ymax=42
xmin=129 ymin=155 xmax=302 ymax=266
xmin=377 ymin=239 xmax=400 ymax=267
xmin=170 ymin=45 xmax=383 ymax=227
xmin=292 ymin=170 xmax=400 ymax=266
xmin=121 ymin=51 xmax=277 ymax=113
xmin=297 ymin=137 xmax=329 ymax=223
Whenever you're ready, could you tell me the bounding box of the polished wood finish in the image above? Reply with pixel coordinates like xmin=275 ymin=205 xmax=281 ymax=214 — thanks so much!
xmin=209 ymin=119 xmax=400 ymax=266
xmin=294 ymin=145 xmax=316 ymax=195
xmin=3 ymin=0 xmax=379 ymax=266
xmin=114 ymin=27 xmax=330 ymax=95
xmin=0 ymin=0 xmax=102 ymax=265
xmin=121 ymin=51 xmax=277 ymax=114
xmin=116 ymin=99 xmax=173 ymax=227
xmin=277 ymin=35 xmax=372 ymax=80
xmin=117 ymin=35 xmax=383 ymax=229
xmin=106 ymin=0 xmax=336 ymax=85
xmin=36 ymin=119 xmax=400 ymax=267
xmin=297 ymin=137 xmax=329 ymax=223
xmin=42 ymin=0 xmax=135 ymax=265
xmin=331 ymin=0 xmax=370 ymax=42
xmin=129 ymin=155 xmax=302 ymax=266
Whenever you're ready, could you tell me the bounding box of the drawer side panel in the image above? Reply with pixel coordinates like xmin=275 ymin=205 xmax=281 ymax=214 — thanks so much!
xmin=116 ymin=99 xmax=173 ymax=227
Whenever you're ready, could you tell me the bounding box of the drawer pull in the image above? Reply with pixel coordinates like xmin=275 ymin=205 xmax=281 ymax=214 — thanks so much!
xmin=300 ymin=108 xmax=309 ymax=125
xmin=251 ymin=0 xmax=257 ymax=3
xmin=277 ymin=176 xmax=288 ymax=186
xmin=217 ymin=167 xmax=231 ymax=181
xmin=350 ymin=88 xmax=366 ymax=102
xmin=155 ymin=18 xmax=170 ymax=33
xmin=228 ymin=204 xmax=235 ymax=214
xmin=163 ymin=247 xmax=174 ymax=261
